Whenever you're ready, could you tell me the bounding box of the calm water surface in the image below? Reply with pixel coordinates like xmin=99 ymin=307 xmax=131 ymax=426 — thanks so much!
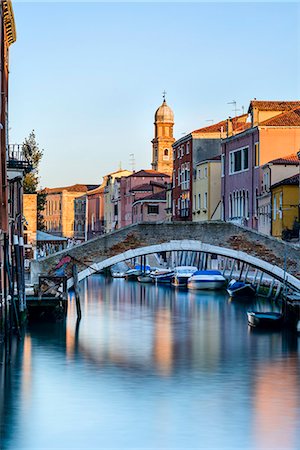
xmin=1 ymin=275 xmax=300 ymax=450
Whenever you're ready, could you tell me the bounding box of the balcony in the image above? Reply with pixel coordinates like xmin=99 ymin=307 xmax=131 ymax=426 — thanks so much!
xmin=7 ymin=144 xmax=31 ymax=172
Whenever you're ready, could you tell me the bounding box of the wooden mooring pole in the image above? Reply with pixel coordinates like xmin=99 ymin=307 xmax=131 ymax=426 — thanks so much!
xmin=72 ymin=264 xmax=82 ymax=321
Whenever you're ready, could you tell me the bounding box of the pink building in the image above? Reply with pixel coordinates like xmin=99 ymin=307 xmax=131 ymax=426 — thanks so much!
xmin=119 ymin=170 xmax=170 ymax=228
xmin=132 ymin=190 xmax=167 ymax=223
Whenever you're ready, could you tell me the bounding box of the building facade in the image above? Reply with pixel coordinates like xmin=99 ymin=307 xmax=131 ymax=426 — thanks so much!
xmin=103 ymin=169 xmax=132 ymax=233
xmin=44 ymin=184 xmax=97 ymax=239
xmin=271 ymin=174 xmax=299 ymax=238
xmin=221 ymin=101 xmax=300 ymax=229
xmin=257 ymin=155 xmax=299 ymax=236
xmin=119 ymin=170 xmax=170 ymax=228
xmin=192 ymin=157 xmax=221 ymax=222
xmin=172 ymin=115 xmax=248 ymax=222
xmin=132 ymin=190 xmax=167 ymax=223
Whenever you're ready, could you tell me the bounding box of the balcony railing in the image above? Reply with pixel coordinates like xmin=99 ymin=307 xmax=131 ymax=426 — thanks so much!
xmin=180 ymin=208 xmax=190 ymax=218
xmin=7 ymin=144 xmax=31 ymax=172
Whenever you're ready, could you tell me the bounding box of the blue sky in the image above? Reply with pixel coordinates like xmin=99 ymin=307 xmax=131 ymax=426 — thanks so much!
xmin=9 ymin=1 xmax=300 ymax=187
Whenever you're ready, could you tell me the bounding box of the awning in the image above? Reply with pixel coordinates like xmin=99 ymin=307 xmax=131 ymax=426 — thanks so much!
xmin=36 ymin=231 xmax=68 ymax=242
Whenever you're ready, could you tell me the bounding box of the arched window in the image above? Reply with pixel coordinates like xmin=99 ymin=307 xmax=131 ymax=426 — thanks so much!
xmin=163 ymin=148 xmax=169 ymax=160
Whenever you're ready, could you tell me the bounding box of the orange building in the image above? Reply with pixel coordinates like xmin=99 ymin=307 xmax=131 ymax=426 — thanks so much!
xmin=44 ymin=184 xmax=98 ymax=239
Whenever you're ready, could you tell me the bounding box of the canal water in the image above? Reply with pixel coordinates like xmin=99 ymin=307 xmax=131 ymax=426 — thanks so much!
xmin=1 ymin=274 xmax=300 ymax=450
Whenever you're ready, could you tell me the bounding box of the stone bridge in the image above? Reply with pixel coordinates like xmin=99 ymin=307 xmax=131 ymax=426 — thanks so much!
xmin=31 ymin=221 xmax=300 ymax=289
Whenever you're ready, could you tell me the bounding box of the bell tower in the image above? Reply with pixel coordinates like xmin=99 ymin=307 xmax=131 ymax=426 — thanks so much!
xmin=151 ymin=93 xmax=175 ymax=176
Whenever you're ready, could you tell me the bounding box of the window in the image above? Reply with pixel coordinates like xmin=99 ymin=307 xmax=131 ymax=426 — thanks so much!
xmin=204 ymin=167 xmax=208 ymax=178
xmin=148 ymin=205 xmax=159 ymax=215
xmin=198 ymin=168 xmax=201 ymax=179
xmin=273 ymin=195 xmax=277 ymax=220
xmin=279 ymin=192 xmax=283 ymax=219
xmin=193 ymin=195 xmax=196 ymax=210
xmin=198 ymin=193 xmax=201 ymax=209
xmin=163 ymin=148 xmax=169 ymax=160
xmin=221 ymin=154 xmax=225 ymax=177
xmin=229 ymin=147 xmax=249 ymax=174
xmin=181 ymin=146 xmax=184 ymax=157
xmin=186 ymin=142 xmax=190 ymax=154
xmin=204 ymin=192 xmax=208 ymax=209
xmin=255 ymin=142 xmax=260 ymax=166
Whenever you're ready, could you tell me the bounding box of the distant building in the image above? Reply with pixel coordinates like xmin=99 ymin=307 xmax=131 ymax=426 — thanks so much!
xmin=86 ymin=184 xmax=105 ymax=240
xmin=192 ymin=156 xmax=221 ymax=222
xmin=151 ymin=98 xmax=175 ymax=177
xmin=103 ymin=169 xmax=132 ymax=233
xmin=23 ymin=193 xmax=37 ymax=258
xmin=119 ymin=170 xmax=170 ymax=228
xmin=132 ymin=186 xmax=168 ymax=223
xmin=271 ymin=173 xmax=299 ymax=238
xmin=44 ymin=184 xmax=98 ymax=238
xmin=257 ymin=155 xmax=299 ymax=236
xmin=74 ymin=194 xmax=86 ymax=241
xmin=221 ymin=101 xmax=300 ymax=229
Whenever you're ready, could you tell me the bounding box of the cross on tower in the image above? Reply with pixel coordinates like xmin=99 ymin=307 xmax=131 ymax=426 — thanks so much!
xmin=162 ymin=90 xmax=167 ymax=101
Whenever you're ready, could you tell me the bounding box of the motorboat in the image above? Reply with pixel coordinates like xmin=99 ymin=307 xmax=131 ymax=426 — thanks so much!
xmin=247 ymin=311 xmax=284 ymax=329
xmin=125 ymin=264 xmax=151 ymax=280
xmin=227 ymin=279 xmax=256 ymax=298
xmin=150 ymin=268 xmax=174 ymax=284
xmin=137 ymin=274 xmax=153 ymax=283
xmin=111 ymin=262 xmax=129 ymax=278
xmin=172 ymin=266 xmax=198 ymax=287
xmin=187 ymin=270 xmax=226 ymax=290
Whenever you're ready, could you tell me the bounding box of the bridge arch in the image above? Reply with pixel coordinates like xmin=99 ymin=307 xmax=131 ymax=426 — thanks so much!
xmin=68 ymin=239 xmax=300 ymax=293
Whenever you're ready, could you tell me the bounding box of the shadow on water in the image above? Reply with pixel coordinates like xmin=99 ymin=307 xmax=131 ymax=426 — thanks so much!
xmin=0 ymin=274 xmax=299 ymax=450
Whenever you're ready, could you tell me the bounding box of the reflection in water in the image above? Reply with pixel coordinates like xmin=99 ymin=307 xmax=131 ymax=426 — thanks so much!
xmin=0 ymin=274 xmax=299 ymax=450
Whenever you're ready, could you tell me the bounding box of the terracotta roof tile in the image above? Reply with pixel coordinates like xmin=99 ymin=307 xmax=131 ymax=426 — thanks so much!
xmin=249 ymin=100 xmax=300 ymax=112
xmin=267 ymin=154 xmax=300 ymax=165
xmin=192 ymin=114 xmax=249 ymax=134
xmin=130 ymin=183 xmax=153 ymax=192
xmin=45 ymin=184 xmax=98 ymax=194
xmin=128 ymin=169 xmax=169 ymax=177
xmin=133 ymin=190 xmax=167 ymax=203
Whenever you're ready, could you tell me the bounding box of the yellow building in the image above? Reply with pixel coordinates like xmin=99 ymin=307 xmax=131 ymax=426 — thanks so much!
xmin=23 ymin=194 xmax=37 ymax=246
xmin=271 ymin=174 xmax=299 ymax=238
xmin=151 ymin=97 xmax=175 ymax=177
xmin=192 ymin=157 xmax=221 ymax=221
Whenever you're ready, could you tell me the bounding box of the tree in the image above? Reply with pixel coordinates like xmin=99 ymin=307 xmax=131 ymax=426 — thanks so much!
xmin=22 ymin=130 xmax=47 ymax=230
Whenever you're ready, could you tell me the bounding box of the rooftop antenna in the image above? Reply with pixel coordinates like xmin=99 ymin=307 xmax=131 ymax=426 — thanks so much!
xmin=129 ymin=153 xmax=135 ymax=172
xmin=162 ymin=90 xmax=167 ymax=101
xmin=118 ymin=161 xmax=122 ymax=170
xmin=227 ymin=100 xmax=239 ymax=117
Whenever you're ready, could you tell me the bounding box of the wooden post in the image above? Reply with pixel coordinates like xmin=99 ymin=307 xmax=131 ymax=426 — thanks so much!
xmin=72 ymin=264 xmax=82 ymax=321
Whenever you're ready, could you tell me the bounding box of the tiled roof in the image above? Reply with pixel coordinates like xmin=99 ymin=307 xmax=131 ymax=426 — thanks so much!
xmin=267 ymin=154 xmax=300 ymax=165
xmin=260 ymin=107 xmax=300 ymax=127
xmin=249 ymin=100 xmax=300 ymax=112
xmin=271 ymin=173 xmax=299 ymax=189
xmin=128 ymin=169 xmax=169 ymax=177
xmin=130 ymin=183 xmax=153 ymax=192
xmin=133 ymin=190 xmax=167 ymax=203
xmin=192 ymin=114 xmax=249 ymax=134
xmin=45 ymin=184 xmax=99 ymax=194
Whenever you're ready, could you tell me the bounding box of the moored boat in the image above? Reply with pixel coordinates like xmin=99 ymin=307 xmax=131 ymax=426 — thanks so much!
xmin=137 ymin=274 xmax=153 ymax=283
xmin=187 ymin=270 xmax=226 ymax=290
xmin=150 ymin=268 xmax=174 ymax=284
xmin=247 ymin=311 xmax=284 ymax=329
xmin=172 ymin=266 xmax=198 ymax=287
xmin=125 ymin=264 xmax=151 ymax=280
xmin=227 ymin=279 xmax=256 ymax=298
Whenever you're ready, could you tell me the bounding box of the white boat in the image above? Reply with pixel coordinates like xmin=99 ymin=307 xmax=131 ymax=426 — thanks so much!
xmin=187 ymin=270 xmax=226 ymax=290
xmin=111 ymin=262 xmax=129 ymax=278
xmin=137 ymin=274 xmax=153 ymax=283
xmin=172 ymin=266 xmax=198 ymax=287
xmin=150 ymin=268 xmax=174 ymax=284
